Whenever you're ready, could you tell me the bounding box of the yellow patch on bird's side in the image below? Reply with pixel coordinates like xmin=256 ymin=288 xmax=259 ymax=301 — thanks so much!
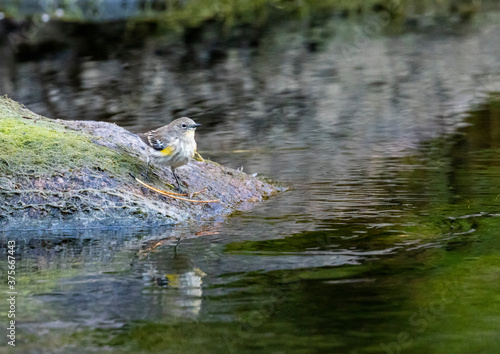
xmin=161 ymin=145 xmax=175 ymax=156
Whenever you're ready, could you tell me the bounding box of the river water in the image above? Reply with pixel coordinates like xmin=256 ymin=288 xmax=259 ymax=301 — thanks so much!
xmin=1 ymin=11 xmax=500 ymax=354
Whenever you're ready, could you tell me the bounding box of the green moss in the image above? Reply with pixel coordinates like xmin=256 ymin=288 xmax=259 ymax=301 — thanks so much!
xmin=0 ymin=96 xmax=142 ymax=178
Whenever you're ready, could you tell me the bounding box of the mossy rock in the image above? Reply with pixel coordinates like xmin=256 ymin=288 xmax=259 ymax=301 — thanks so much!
xmin=0 ymin=96 xmax=279 ymax=231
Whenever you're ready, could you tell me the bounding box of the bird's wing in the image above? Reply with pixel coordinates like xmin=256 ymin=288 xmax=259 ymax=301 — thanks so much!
xmin=139 ymin=130 xmax=176 ymax=155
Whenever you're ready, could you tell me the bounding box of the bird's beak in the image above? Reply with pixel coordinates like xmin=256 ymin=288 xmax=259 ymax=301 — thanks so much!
xmin=191 ymin=123 xmax=202 ymax=128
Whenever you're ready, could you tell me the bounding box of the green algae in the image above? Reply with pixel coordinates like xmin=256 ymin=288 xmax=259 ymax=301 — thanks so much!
xmin=0 ymin=96 xmax=142 ymax=178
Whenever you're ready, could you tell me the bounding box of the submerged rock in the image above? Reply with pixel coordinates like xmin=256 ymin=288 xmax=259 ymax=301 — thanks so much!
xmin=0 ymin=96 xmax=279 ymax=231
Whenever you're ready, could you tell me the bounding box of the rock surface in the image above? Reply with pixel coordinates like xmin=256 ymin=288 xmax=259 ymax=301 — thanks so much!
xmin=0 ymin=96 xmax=280 ymax=231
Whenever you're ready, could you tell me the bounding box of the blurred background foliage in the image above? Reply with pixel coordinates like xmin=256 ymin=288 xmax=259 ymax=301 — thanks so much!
xmin=0 ymin=0 xmax=487 ymax=29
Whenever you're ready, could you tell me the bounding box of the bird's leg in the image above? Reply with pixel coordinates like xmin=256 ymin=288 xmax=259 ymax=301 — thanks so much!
xmin=194 ymin=151 xmax=204 ymax=162
xmin=130 ymin=173 xmax=220 ymax=203
xmin=141 ymin=157 xmax=152 ymax=181
xmin=171 ymin=167 xmax=185 ymax=193
xmin=170 ymin=168 xmax=206 ymax=197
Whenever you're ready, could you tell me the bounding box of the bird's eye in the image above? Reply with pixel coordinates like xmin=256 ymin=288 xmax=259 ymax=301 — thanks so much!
xmin=181 ymin=123 xmax=187 ymax=128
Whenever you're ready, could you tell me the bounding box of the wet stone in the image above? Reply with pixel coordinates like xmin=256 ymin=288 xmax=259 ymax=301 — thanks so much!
xmin=0 ymin=97 xmax=281 ymax=231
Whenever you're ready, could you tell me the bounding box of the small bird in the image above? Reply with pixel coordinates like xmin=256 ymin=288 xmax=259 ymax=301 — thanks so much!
xmin=138 ymin=117 xmax=201 ymax=192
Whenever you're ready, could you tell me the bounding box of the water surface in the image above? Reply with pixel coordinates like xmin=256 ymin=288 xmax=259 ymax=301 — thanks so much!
xmin=1 ymin=12 xmax=500 ymax=354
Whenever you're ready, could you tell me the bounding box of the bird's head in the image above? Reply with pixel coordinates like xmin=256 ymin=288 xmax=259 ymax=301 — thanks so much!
xmin=169 ymin=117 xmax=201 ymax=136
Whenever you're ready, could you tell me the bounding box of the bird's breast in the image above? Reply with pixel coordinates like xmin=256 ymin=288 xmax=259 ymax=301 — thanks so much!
xmin=149 ymin=136 xmax=196 ymax=168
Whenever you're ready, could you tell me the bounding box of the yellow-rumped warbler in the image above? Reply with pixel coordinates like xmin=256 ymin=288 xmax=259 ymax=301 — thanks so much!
xmin=138 ymin=117 xmax=201 ymax=192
